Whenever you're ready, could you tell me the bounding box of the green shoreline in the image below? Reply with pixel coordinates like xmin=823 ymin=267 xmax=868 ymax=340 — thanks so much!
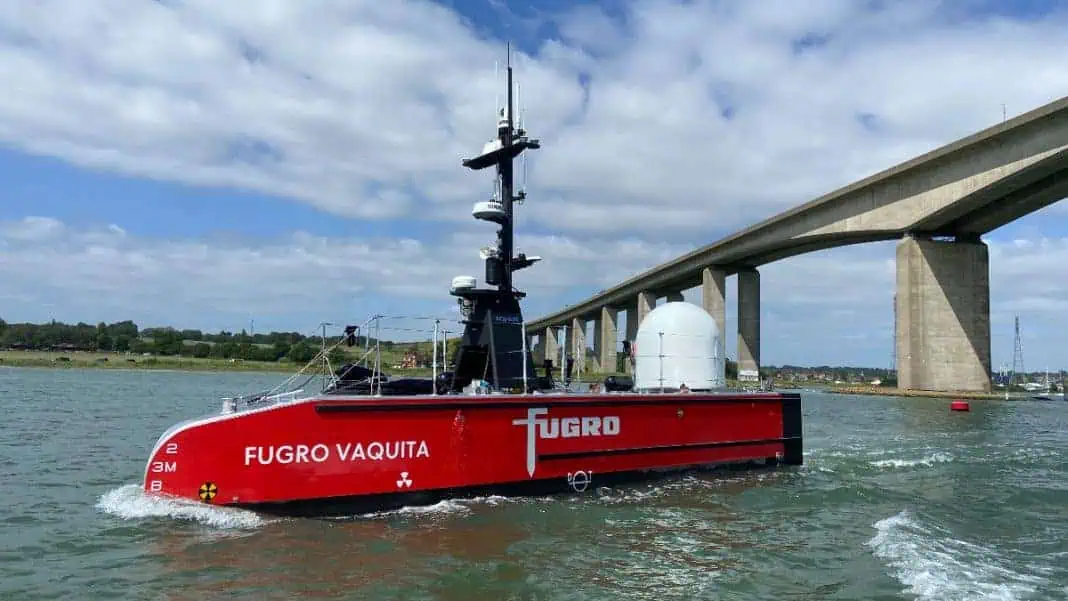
xmin=818 ymin=384 xmax=1015 ymax=401
xmin=3 ymin=357 xmax=1025 ymax=400
xmin=0 ymin=357 xmax=299 ymax=373
xmin=0 ymin=351 xmax=446 ymax=378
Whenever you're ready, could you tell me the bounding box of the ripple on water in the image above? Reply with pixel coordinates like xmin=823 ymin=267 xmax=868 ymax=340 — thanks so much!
xmin=3 ymin=374 xmax=1068 ymax=601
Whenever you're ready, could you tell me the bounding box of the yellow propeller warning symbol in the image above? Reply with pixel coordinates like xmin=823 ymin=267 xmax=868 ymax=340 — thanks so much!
xmin=198 ymin=482 xmax=218 ymax=502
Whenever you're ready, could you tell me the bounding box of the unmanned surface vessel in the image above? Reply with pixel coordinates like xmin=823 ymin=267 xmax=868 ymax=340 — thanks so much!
xmin=142 ymin=55 xmax=803 ymax=517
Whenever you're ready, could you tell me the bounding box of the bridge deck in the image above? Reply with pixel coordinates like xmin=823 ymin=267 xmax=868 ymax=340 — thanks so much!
xmin=527 ymin=95 xmax=1068 ymax=331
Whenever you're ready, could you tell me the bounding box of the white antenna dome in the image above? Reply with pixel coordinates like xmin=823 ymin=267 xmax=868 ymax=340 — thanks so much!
xmin=472 ymin=200 xmax=506 ymax=223
xmin=451 ymin=275 xmax=476 ymax=292
xmin=633 ymin=301 xmax=725 ymax=392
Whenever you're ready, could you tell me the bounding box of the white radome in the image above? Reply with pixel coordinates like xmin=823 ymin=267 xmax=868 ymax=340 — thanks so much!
xmin=633 ymin=301 xmax=725 ymax=391
xmin=472 ymin=200 xmax=506 ymax=223
xmin=451 ymin=276 xmax=476 ymax=291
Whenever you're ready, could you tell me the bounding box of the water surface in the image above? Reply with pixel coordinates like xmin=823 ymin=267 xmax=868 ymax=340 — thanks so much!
xmin=1 ymin=367 xmax=1065 ymax=600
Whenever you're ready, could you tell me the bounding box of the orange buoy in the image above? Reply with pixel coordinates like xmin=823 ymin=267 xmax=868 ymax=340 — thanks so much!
xmin=950 ymin=400 xmax=970 ymax=412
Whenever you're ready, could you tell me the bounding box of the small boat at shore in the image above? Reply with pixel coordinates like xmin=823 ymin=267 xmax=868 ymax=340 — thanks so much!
xmin=141 ymin=54 xmax=803 ymax=517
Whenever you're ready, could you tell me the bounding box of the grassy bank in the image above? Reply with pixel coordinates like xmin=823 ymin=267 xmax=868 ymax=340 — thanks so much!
xmin=0 ymin=350 xmax=310 ymax=374
xmin=0 ymin=349 xmax=453 ymax=378
xmin=0 ymin=354 xmax=1022 ymax=400
xmin=823 ymin=384 xmax=1010 ymax=400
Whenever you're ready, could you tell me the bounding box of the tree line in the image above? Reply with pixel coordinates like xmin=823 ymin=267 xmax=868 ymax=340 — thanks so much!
xmin=0 ymin=318 xmax=935 ymax=376
xmin=0 ymin=318 xmax=396 ymax=364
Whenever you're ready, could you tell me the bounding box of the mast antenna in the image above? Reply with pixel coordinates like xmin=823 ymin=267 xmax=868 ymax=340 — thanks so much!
xmin=1011 ymin=314 xmax=1025 ymax=389
xmin=455 ymin=41 xmax=541 ymax=390
xmin=517 ymin=66 xmax=527 ymax=204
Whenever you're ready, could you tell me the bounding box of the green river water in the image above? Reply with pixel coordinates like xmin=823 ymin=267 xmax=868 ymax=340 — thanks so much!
xmin=1 ymin=366 xmax=1065 ymax=600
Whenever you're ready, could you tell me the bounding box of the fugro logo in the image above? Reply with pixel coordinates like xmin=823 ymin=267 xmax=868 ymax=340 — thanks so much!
xmin=511 ymin=408 xmax=621 ymax=477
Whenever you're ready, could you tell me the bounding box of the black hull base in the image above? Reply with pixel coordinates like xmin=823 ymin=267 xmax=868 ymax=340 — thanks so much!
xmin=231 ymin=456 xmax=798 ymax=519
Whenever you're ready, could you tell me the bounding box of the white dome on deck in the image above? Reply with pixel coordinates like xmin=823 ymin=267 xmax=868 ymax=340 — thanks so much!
xmin=633 ymin=301 xmax=725 ymax=392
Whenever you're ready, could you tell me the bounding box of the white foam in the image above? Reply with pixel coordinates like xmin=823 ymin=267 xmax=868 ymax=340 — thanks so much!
xmin=96 ymin=484 xmax=268 ymax=529
xmin=467 ymin=494 xmax=511 ymax=506
xmin=356 ymin=498 xmax=472 ymax=519
xmin=346 ymin=491 xmax=565 ymax=520
xmin=1008 ymin=447 xmax=1058 ymax=462
xmin=460 ymin=494 xmax=556 ymax=507
xmin=868 ymin=510 xmax=1048 ymax=601
xmin=593 ymin=478 xmax=700 ymax=505
xmin=871 ymin=452 xmax=954 ymax=469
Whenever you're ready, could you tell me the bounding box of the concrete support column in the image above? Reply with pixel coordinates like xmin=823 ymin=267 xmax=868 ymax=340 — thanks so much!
xmin=592 ymin=316 xmax=603 ymax=372
xmin=624 ymin=302 xmax=639 ymax=374
xmin=634 ymin=291 xmax=657 ymax=377
xmin=737 ymin=268 xmax=761 ymax=379
xmin=571 ymin=317 xmax=586 ymax=376
xmin=563 ymin=323 xmax=574 ymax=374
xmin=543 ymin=326 xmax=559 ymax=368
xmin=636 ymin=290 xmax=656 ymax=326
xmin=666 ymin=291 xmax=684 ymax=302
xmin=896 ymin=235 xmax=991 ymax=392
xmin=531 ymin=335 xmax=543 ymax=364
xmin=594 ymin=306 xmax=618 ymax=374
xmin=702 ymin=267 xmax=727 ymax=361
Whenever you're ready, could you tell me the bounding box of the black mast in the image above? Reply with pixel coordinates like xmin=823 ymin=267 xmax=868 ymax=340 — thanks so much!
xmin=500 ymin=50 xmax=515 ymax=292
xmin=448 ymin=44 xmax=543 ymax=393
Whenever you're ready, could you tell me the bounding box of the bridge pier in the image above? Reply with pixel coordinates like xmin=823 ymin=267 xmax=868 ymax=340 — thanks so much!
xmin=563 ymin=323 xmax=574 ymax=377
xmin=622 ymin=291 xmax=657 ymax=375
xmin=702 ymin=267 xmax=727 ymax=366
xmin=543 ymin=326 xmax=559 ymax=369
xmin=594 ymin=306 xmax=617 ymax=373
xmin=571 ymin=316 xmax=587 ymax=376
xmin=896 ymin=235 xmax=991 ymax=392
xmin=636 ymin=290 xmax=656 ymax=324
xmin=624 ymin=302 xmax=639 ymax=374
xmin=737 ymin=268 xmax=761 ymax=380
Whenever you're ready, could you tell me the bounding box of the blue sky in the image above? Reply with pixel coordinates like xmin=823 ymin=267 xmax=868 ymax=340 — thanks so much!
xmin=1 ymin=0 xmax=1068 ymax=370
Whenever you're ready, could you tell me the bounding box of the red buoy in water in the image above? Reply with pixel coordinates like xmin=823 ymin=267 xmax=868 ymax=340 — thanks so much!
xmin=950 ymin=400 xmax=970 ymax=412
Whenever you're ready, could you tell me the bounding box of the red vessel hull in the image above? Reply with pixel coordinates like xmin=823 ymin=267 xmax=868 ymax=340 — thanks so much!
xmin=143 ymin=391 xmax=802 ymax=516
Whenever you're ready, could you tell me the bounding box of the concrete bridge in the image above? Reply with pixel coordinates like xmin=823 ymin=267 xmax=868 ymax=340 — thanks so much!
xmin=526 ymin=95 xmax=1068 ymax=392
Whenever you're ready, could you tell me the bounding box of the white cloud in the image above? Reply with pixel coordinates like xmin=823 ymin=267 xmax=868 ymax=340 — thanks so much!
xmin=0 ymin=216 xmax=65 ymax=241
xmin=4 ymin=216 xmax=1068 ymax=369
xmin=0 ymin=216 xmax=690 ymax=337
xmin=0 ymin=1 xmax=1066 ymax=233
xmin=1 ymin=1 xmax=1068 ymax=367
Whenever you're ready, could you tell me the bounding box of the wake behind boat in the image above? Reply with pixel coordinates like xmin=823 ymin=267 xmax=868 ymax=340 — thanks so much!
xmin=142 ymin=53 xmax=803 ymax=517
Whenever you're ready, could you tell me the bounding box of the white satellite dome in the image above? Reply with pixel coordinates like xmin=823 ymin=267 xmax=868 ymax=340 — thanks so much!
xmin=451 ymin=275 xmax=476 ymax=292
xmin=633 ymin=301 xmax=725 ymax=392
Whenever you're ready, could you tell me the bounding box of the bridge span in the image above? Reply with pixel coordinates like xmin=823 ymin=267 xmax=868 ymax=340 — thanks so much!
xmin=526 ymin=95 xmax=1068 ymax=392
